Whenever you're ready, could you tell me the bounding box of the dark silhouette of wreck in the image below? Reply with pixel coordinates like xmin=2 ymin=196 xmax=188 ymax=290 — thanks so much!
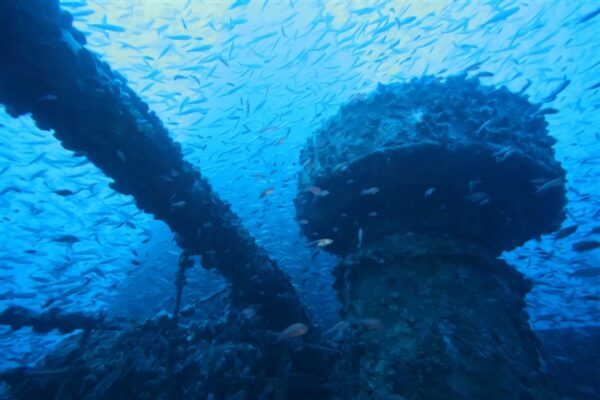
xmin=0 ymin=1 xmax=598 ymax=399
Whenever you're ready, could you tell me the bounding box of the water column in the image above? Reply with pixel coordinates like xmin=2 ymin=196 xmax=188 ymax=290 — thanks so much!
xmin=295 ymin=76 xmax=566 ymax=399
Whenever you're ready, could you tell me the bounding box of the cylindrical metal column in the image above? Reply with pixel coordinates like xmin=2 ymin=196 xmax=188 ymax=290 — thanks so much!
xmin=296 ymin=75 xmax=566 ymax=399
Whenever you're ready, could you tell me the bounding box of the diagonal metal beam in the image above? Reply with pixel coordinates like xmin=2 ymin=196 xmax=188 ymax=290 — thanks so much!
xmin=0 ymin=0 xmax=309 ymax=330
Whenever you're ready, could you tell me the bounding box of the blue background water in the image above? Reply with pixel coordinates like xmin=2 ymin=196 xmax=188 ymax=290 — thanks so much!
xmin=0 ymin=0 xmax=598 ymax=370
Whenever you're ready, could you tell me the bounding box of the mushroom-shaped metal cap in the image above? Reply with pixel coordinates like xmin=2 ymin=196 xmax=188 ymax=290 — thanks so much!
xmin=295 ymin=75 xmax=566 ymax=256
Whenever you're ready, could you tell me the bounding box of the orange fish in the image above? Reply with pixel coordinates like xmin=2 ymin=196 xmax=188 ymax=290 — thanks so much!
xmin=307 ymin=186 xmax=330 ymax=197
xmin=277 ymin=322 xmax=309 ymax=342
xmin=260 ymin=188 xmax=274 ymax=198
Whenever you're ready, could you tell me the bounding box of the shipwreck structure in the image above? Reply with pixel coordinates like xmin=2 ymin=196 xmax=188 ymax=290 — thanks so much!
xmin=295 ymin=76 xmax=567 ymax=398
xmin=0 ymin=0 xmax=583 ymax=399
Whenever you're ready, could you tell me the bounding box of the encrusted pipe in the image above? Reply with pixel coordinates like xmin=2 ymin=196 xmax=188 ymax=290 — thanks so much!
xmin=0 ymin=0 xmax=309 ymax=330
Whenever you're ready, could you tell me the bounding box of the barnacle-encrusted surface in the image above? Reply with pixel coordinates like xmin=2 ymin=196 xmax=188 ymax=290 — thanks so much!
xmin=331 ymin=233 xmax=558 ymax=400
xmin=296 ymin=75 xmax=566 ymax=255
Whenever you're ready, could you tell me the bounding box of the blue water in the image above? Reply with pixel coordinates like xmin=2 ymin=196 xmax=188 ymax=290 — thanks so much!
xmin=0 ymin=0 xmax=598 ymax=374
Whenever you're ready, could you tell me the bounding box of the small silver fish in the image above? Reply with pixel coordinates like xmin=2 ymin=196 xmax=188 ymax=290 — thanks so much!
xmin=277 ymin=322 xmax=309 ymax=342
xmin=361 ymin=187 xmax=379 ymax=196
xmin=52 ymin=235 xmax=80 ymax=244
xmin=306 ymin=238 xmax=334 ymax=248
xmin=534 ymin=178 xmax=564 ymax=194
xmin=465 ymin=192 xmax=491 ymax=205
